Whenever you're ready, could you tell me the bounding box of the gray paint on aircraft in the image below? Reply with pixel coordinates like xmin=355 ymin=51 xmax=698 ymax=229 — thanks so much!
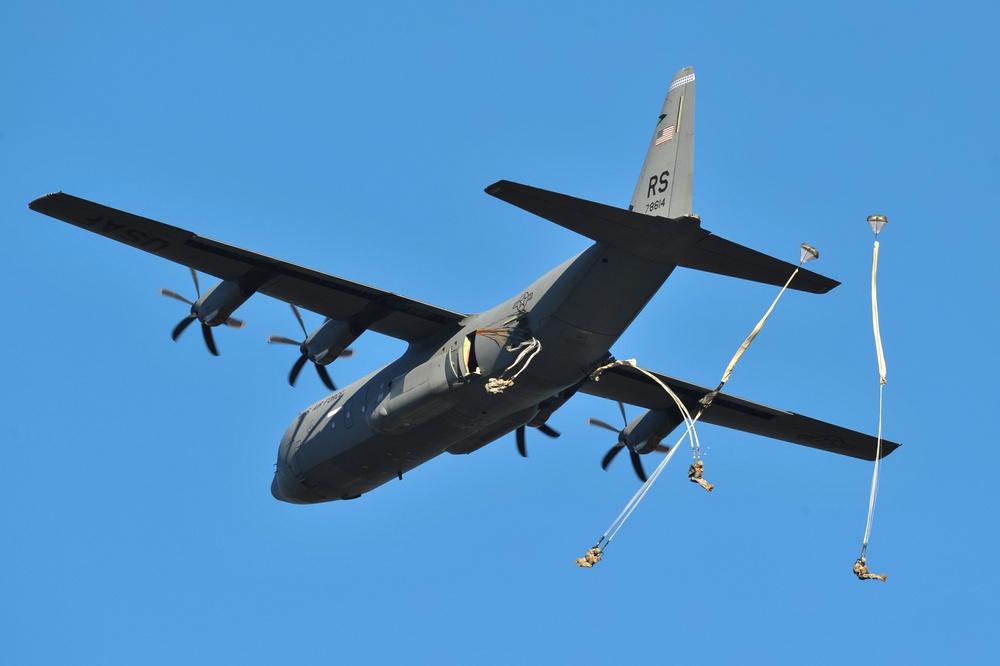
xmin=28 ymin=67 xmax=897 ymax=505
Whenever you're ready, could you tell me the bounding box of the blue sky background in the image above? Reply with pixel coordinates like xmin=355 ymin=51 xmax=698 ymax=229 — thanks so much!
xmin=3 ymin=1 xmax=997 ymax=663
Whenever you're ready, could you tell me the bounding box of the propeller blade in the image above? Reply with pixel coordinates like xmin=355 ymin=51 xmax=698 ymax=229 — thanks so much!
xmin=629 ymin=449 xmax=647 ymax=482
xmin=160 ymin=289 xmax=194 ymax=306
xmin=537 ymin=423 xmax=560 ymax=438
xmin=601 ymin=445 xmax=623 ymax=470
xmin=588 ymin=418 xmax=621 ymax=434
xmin=268 ymin=336 xmax=302 ymax=346
xmin=171 ymin=315 xmax=197 ymax=341
xmin=288 ymin=354 xmax=308 ymax=387
xmin=272 ymin=307 xmax=354 ymax=389
xmin=190 ymin=268 xmax=201 ymax=298
xmin=315 ymin=363 xmax=336 ymax=391
xmin=516 ymin=426 xmax=527 ymax=457
xmin=592 ymin=403 xmax=649 ymax=480
xmin=201 ymin=323 xmax=219 ymax=356
xmin=163 ymin=271 xmax=237 ymax=355
xmin=290 ymin=304 xmax=308 ymax=338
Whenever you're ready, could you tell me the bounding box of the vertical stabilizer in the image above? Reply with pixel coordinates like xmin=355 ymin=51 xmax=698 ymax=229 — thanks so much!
xmin=629 ymin=67 xmax=695 ymax=219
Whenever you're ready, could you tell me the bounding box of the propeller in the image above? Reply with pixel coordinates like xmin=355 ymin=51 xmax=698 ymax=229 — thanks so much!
xmin=160 ymin=268 xmax=243 ymax=356
xmin=268 ymin=304 xmax=353 ymax=390
xmin=587 ymin=401 xmax=648 ymax=482
xmin=515 ymin=422 xmax=560 ymax=457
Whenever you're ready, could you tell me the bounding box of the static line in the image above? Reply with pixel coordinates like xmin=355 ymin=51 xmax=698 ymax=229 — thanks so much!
xmin=861 ymin=220 xmax=889 ymax=559
xmin=584 ymin=247 xmax=815 ymax=560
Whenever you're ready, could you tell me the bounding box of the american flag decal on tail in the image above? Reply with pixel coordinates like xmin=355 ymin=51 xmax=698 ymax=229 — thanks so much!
xmin=654 ymin=125 xmax=675 ymax=146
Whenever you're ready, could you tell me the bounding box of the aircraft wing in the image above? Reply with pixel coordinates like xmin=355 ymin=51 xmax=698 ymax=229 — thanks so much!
xmin=29 ymin=192 xmax=467 ymax=342
xmin=579 ymin=363 xmax=899 ymax=461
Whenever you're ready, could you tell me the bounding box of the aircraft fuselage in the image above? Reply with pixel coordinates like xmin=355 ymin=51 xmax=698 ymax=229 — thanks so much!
xmin=271 ymin=241 xmax=681 ymax=503
xmin=30 ymin=68 xmax=895 ymax=505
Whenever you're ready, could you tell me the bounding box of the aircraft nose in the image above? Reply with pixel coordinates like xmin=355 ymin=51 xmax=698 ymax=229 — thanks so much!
xmin=271 ymin=467 xmax=309 ymax=504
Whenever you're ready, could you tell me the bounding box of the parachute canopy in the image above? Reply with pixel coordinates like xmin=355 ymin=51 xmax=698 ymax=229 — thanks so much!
xmin=800 ymin=243 xmax=819 ymax=264
xmin=867 ymin=214 xmax=888 ymax=236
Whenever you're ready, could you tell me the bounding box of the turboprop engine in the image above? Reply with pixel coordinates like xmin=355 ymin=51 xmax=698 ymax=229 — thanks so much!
xmin=589 ymin=404 xmax=684 ymax=481
xmin=625 ymin=408 xmax=684 ymax=454
xmin=160 ymin=269 xmax=254 ymax=355
xmin=268 ymin=305 xmax=359 ymax=389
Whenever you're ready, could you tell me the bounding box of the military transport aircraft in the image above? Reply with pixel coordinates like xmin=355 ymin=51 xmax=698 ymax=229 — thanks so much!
xmin=29 ymin=67 xmax=899 ymax=504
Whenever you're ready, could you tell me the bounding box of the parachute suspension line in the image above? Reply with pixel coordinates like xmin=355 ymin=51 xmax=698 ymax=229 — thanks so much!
xmin=485 ymin=338 xmax=542 ymax=394
xmin=606 ymin=428 xmax=687 ymax=546
xmin=587 ymin=360 xmax=703 ymax=553
xmin=871 ymin=234 xmax=888 ymax=387
xmin=861 ymin=385 xmax=884 ymax=559
xmin=700 ymin=244 xmax=819 ymax=414
xmin=634 ymin=364 xmax=703 ymax=461
xmin=861 ymin=215 xmax=889 ymax=559
xmin=594 ymin=416 xmax=696 ymax=553
xmin=592 ymin=359 xmax=703 ymax=456
xmin=580 ymin=246 xmax=819 ymax=563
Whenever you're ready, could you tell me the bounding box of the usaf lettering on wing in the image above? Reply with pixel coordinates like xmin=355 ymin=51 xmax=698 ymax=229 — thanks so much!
xmin=75 ymin=214 xmax=170 ymax=252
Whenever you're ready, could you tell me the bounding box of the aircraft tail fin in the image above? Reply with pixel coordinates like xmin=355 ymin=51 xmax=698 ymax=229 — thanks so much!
xmin=486 ymin=67 xmax=837 ymax=294
xmin=629 ymin=67 xmax=695 ymax=218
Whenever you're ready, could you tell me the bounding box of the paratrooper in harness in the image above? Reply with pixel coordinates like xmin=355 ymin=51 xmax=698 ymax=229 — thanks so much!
xmin=576 ymin=546 xmax=604 ymax=568
xmin=688 ymin=460 xmax=714 ymax=492
xmin=852 ymin=556 xmax=887 ymax=581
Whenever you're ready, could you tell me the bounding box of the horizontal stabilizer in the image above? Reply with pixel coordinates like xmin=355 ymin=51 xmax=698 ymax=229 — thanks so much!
xmin=679 ymin=234 xmax=840 ymax=294
xmin=488 ymin=180 xmax=840 ymax=293
xmin=580 ymin=364 xmax=899 ymax=461
xmin=486 ymin=179 xmax=708 ymax=263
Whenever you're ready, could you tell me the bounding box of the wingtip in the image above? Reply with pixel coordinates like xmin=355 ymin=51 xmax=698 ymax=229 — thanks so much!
xmin=816 ymin=279 xmax=841 ymax=295
xmin=28 ymin=192 xmax=64 ymax=211
xmin=484 ymin=181 xmax=509 ymax=196
xmin=876 ymin=439 xmax=902 ymax=459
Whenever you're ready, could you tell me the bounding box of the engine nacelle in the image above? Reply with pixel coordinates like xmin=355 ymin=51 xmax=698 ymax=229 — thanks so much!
xmin=368 ymin=343 xmax=474 ymax=434
xmin=624 ymin=408 xmax=684 ymax=454
xmin=305 ymin=318 xmax=358 ymax=365
xmin=195 ymin=279 xmax=254 ymax=326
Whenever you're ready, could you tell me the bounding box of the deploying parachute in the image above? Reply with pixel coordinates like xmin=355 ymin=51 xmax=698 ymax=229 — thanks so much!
xmin=857 ymin=214 xmax=890 ymax=581
xmin=579 ymin=244 xmax=819 ymax=567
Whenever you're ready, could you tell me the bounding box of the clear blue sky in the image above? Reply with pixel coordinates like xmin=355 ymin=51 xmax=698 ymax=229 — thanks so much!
xmin=3 ymin=1 xmax=996 ymax=663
